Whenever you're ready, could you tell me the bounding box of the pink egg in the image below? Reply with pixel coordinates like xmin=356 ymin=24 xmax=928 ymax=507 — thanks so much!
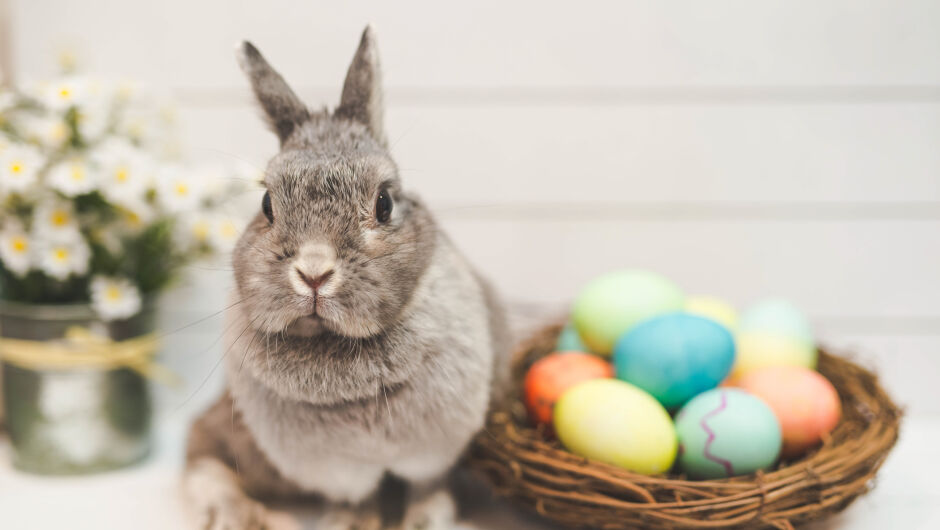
xmin=737 ymin=366 xmax=841 ymax=458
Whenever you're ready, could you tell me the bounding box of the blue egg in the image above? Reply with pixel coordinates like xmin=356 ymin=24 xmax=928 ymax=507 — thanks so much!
xmin=613 ymin=313 xmax=735 ymax=410
xmin=556 ymin=321 xmax=589 ymax=352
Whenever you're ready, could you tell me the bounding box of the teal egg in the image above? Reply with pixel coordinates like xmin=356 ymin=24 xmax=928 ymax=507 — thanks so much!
xmin=739 ymin=298 xmax=813 ymax=344
xmin=613 ymin=313 xmax=735 ymax=410
xmin=556 ymin=321 xmax=589 ymax=352
xmin=572 ymin=270 xmax=684 ymax=355
xmin=675 ymin=388 xmax=782 ymax=479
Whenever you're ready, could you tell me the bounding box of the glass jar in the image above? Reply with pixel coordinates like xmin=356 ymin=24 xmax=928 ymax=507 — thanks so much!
xmin=0 ymin=301 xmax=154 ymax=474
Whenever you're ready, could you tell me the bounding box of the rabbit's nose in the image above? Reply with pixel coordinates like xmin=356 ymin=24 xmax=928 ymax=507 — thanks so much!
xmin=296 ymin=269 xmax=334 ymax=292
xmin=291 ymin=242 xmax=337 ymax=296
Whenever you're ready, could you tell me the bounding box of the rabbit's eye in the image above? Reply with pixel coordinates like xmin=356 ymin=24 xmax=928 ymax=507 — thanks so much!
xmin=261 ymin=191 xmax=274 ymax=223
xmin=375 ymin=188 xmax=393 ymax=224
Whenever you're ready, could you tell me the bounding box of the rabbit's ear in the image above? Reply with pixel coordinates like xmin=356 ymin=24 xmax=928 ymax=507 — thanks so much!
xmin=236 ymin=41 xmax=310 ymax=145
xmin=336 ymin=26 xmax=387 ymax=147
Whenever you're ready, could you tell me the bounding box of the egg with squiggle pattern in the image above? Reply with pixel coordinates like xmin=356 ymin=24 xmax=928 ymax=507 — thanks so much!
xmin=674 ymin=388 xmax=782 ymax=479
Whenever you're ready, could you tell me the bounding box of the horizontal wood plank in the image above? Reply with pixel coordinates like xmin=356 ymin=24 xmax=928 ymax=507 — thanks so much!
xmin=441 ymin=218 xmax=940 ymax=318
xmin=11 ymin=0 xmax=940 ymax=88
xmin=175 ymin=103 xmax=940 ymax=205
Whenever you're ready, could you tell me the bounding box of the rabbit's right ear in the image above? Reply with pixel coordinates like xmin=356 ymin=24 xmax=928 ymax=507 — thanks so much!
xmin=236 ymin=41 xmax=310 ymax=145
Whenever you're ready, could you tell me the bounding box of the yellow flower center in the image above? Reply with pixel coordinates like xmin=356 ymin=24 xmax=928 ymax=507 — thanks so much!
xmin=54 ymin=248 xmax=69 ymax=262
xmin=105 ymin=286 xmax=123 ymax=301
xmin=125 ymin=210 xmax=141 ymax=226
xmin=51 ymin=210 xmax=70 ymax=226
xmin=175 ymin=182 xmax=189 ymax=196
xmin=58 ymin=87 xmax=72 ymax=100
xmin=10 ymin=161 xmax=23 ymax=174
xmin=11 ymin=237 xmax=27 ymax=253
xmin=51 ymin=123 xmax=67 ymax=141
xmin=192 ymin=221 xmax=210 ymax=241
xmin=219 ymin=221 xmax=237 ymax=239
xmin=115 ymin=167 xmax=129 ymax=182
xmin=70 ymin=164 xmax=85 ymax=181
xmin=127 ymin=121 xmax=144 ymax=138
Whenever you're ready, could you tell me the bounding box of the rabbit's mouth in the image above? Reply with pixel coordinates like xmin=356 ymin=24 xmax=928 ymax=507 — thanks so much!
xmin=286 ymin=312 xmax=328 ymax=337
xmin=309 ymin=293 xmax=328 ymax=318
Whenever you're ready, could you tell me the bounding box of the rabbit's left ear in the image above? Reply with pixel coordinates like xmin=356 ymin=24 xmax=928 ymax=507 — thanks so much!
xmin=336 ymin=25 xmax=387 ymax=147
xmin=236 ymin=41 xmax=310 ymax=145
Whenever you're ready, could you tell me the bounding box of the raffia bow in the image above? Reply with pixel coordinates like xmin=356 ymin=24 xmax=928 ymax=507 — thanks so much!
xmin=0 ymin=326 xmax=179 ymax=386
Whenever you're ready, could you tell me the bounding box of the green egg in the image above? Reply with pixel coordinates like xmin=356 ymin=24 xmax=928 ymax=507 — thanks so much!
xmin=572 ymin=270 xmax=684 ymax=355
xmin=739 ymin=298 xmax=813 ymax=344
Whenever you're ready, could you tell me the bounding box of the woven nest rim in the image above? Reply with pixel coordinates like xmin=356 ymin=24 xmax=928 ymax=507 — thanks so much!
xmin=466 ymin=322 xmax=902 ymax=529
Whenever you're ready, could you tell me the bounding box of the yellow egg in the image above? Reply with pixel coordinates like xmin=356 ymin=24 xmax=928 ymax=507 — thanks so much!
xmin=730 ymin=331 xmax=817 ymax=381
xmin=684 ymin=296 xmax=738 ymax=330
xmin=553 ymin=379 xmax=677 ymax=475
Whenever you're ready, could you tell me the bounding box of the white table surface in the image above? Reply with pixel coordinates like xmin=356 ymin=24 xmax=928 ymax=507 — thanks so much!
xmin=1 ymin=412 xmax=938 ymax=530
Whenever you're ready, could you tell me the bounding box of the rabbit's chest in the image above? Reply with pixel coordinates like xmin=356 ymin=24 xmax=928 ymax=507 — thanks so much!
xmin=237 ymin=356 xmax=491 ymax=502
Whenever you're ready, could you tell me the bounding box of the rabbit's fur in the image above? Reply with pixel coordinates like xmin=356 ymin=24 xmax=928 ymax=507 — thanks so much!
xmin=184 ymin=27 xmax=510 ymax=530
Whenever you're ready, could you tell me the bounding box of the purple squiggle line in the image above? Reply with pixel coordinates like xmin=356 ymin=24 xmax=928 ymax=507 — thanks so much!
xmin=700 ymin=391 xmax=735 ymax=477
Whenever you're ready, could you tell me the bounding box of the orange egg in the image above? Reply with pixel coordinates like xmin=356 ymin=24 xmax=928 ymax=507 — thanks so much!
xmin=736 ymin=366 xmax=841 ymax=458
xmin=524 ymin=352 xmax=613 ymax=425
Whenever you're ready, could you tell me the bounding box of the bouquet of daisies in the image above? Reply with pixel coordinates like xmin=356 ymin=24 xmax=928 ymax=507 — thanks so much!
xmin=0 ymin=74 xmax=249 ymax=321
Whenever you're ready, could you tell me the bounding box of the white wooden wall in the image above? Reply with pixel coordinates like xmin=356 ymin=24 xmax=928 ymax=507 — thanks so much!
xmin=8 ymin=1 xmax=940 ymax=414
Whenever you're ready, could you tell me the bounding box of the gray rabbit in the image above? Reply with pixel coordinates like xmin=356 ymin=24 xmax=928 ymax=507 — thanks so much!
xmin=183 ymin=26 xmax=510 ymax=530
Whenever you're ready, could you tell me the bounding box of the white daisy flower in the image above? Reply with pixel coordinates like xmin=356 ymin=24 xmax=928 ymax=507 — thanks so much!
xmin=74 ymin=98 xmax=112 ymax=141
xmin=39 ymin=76 xmax=88 ymax=111
xmin=37 ymin=233 xmax=90 ymax=280
xmin=114 ymin=198 xmax=156 ymax=234
xmin=0 ymin=220 xmax=33 ymax=276
xmin=91 ymin=225 xmax=123 ymax=255
xmin=156 ymin=165 xmax=204 ymax=213
xmin=0 ymin=144 xmax=44 ymax=195
xmin=33 ymin=199 xmax=80 ymax=238
xmin=47 ymin=155 xmax=98 ymax=196
xmin=111 ymin=78 xmax=145 ymax=105
xmin=91 ymin=138 xmax=152 ymax=203
xmin=117 ymin=100 xmax=178 ymax=155
xmin=56 ymin=47 xmax=78 ymax=71
xmin=90 ymin=276 xmax=142 ymax=321
xmin=115 ymin=107 xmax=158 ymax=146
xmin=19 ymin=114 xmax=70 ymax=151
xmin=178 ymin=211 xmax=212 ymax=249
xmin=209 ymin=214 xmax=241 ymax=252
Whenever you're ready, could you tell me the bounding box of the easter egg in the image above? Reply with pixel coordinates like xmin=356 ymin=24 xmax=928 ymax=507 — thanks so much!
xmin=572 ymin=270 xmax=684 ymax=355
xmin=685 ymin=296 xmax=737 ymax=330
xmin=554 ymin=379 xmax=677 ymax=475
xmin=675 ymin=388 xmax=782 ymax=479
xmin=555 ymin=321 xmax=590 ymax=352
xmin=613 ymin=313 xmax=735 ymax=410
xmin=739 ymin=298 xmax=813 ymax=344
xmin=737 ymin=366 xmax=841 ymax=458
xmin=730 ymin=331 xmax=817 ymax=381
xmin=524 ymin=352 xmax=613 ymax=425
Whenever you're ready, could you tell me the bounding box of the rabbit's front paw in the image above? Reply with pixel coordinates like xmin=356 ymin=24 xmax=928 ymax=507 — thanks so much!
xmin=317 ymin=505 xmax=383 ymax=530
xmin=400 ymin=489 xmax=456 ymax=530
xmin=197 ymin=497 xmax=299 ymax=530
xmin=185 ymin=458 xmax=299 ymax=530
